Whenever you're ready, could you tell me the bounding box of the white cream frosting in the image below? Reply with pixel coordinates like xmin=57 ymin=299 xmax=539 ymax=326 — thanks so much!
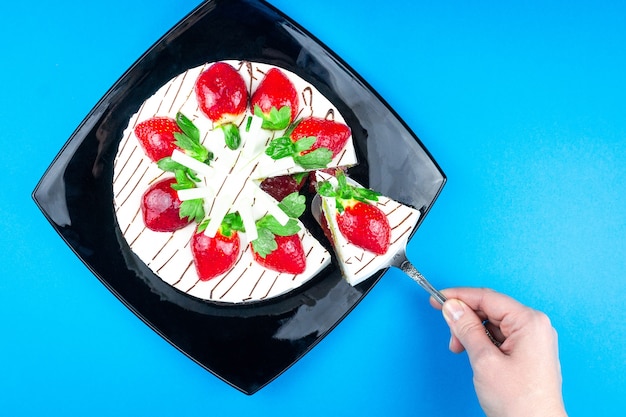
xmin=316 ymin=172 xmax=421 ymax=286
xmin=113 ymin=61 xmax=357 ymax=303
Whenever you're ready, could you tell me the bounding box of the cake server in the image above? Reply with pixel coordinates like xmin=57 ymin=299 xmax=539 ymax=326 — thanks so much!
xmin=311 ymin=194 xmax=505 ymax=347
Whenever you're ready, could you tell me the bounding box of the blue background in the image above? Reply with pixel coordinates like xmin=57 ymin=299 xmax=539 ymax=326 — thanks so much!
xmin=3 ymin=0 xmax=625 ymax=415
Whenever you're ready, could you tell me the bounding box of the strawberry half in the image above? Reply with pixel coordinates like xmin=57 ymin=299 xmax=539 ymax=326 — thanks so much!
xmin=259 ymin=173 xmax=307 ymax=202
xmin=252 ymin=234 xmax=306 ymax=274
xmin=317 ymin=171 xmax=390 ymax=255
xmin=134 ymin=117 xmax=182 ymax=162
xmin=191 ymin=225 xmax=241 ymax=281
xmin=141 ymin=177 xmax=192 ymax=232
xmin=196 ymin=62 xmax=247 ymax=124
xmin=336 ymin=201 xmax=390 ymax=255
xmin=290 ymin=117 xmax=351 ymax=158
xmin=251 ymin=67 xmax=299 ymax=130
xmin=195 ymin=62 xmax=248 ymax=149
xmin=249 ymin=192 xmax=307 ymax=274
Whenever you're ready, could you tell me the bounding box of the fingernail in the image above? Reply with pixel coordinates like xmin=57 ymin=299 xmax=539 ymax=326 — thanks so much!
xmin=442 ymin=299 xmax=465 ymax=322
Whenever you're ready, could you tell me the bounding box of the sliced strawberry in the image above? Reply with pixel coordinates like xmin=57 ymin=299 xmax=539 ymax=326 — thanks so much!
xmin=264 ymin=117 xmax=351 ymax=168
xmin=336 ymin=201 xmax=390 ymax=255
xmin=252 ymin=234 xmax=306 ymax=274
xmin=259 ymin=173 xmax=307 ymax=202
xmin=134 ymin=117 xmax=182 ymax=162
xmin=195 ymin=62 xmax=247 ymax=149
xmin=141 ymin=177 xmax=191 ymax=232
xmin=249 ymin=192 xmax=307 ymax=274
xmin=251 ymin=67 xmax=299 ymax=130
xmin=191 ymin=226 xmax=241 ymax=281
xmin=290 ymin=117 xmax=351 ymax=158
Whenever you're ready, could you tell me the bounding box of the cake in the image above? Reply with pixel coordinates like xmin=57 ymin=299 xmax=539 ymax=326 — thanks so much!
xmin=113 ymin=60 xmax=357 ymax=303
xmin=315 ymin=171 xmax=422 ymax=286
xmin=113 ymin=59 xmax=421 ymax=304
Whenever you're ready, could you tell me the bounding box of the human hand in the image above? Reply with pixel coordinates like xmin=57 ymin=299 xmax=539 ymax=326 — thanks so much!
xmin=431 ymin=287 xmax=567 ymax=417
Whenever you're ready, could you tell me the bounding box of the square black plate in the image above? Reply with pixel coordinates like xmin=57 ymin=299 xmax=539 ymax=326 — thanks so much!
xmin=32 ymin=0 xmax=445 ymax=394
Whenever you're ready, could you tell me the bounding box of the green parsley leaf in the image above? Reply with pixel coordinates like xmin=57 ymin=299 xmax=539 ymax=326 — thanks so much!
xmin=179 ymin=199 xmax=205 ymax=223
xmin=173 ymin=113 xmax=212 ymax=163
xmin=165 ymin=148 xmax=206 ymax=189
xmin=292 ymin=136 xmax=316 ymax=153
xmin=293 ymin=147 xmax=333 ymax=169
xmin=316 ymin=181 xmax=335 ymax=197
xmin=255 ymin=215 xmax=300 ymax=236
xmin=265 ymin=128 xmax=332 ymax=169
xmin=251 ymin=227 xmax=277 ymax=258
xmin=292 ymin=172 xmax=308 ymax=184
xmin=157 ymin=157 xmax=185 ymax=173
xmin=173 ymin=131 xmax=197 ymax=152
xmin=278 ymin=192 xmax=306 ymax=218
xmin=249 ymin=188 xmax=305 ymax=257
xmin=254 ymin=105 xmax=291 ymax=130
xmin=195 ymin=212 xmax=245 ymax=236
xmin=171 ymin=169 xmax=197 ymax=190
xmin=354 ymin=187 xmax=381 ymax=202
xmin=220 ymin=212 xmax=245 ymax=237
xmin=265 ymin=136 xmax=296 ymax=159
xmin=316 ymin=171 xmax=380 ymax=213
xmin=221 ymin=123 xmax=241 ymax=150
xmin=176 ymin=112 xmax=200 ymax=143
xmin=337 ymin=171 xmax=348 ymax=189
xmin=197 ymin=218 xmax=210 ymax=233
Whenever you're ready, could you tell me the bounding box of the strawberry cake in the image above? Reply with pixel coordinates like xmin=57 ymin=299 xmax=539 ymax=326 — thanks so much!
xmin=113 ymin=60 xmax=359 ymax=303
xmin=315 ymin=171 xmax=422 ymax=286
xmin=113 ymin=60 xmax=420 ymax=304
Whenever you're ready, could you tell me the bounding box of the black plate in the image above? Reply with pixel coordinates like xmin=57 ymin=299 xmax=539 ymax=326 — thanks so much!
xmin=32 ymin=0 xmax=445 ymax=395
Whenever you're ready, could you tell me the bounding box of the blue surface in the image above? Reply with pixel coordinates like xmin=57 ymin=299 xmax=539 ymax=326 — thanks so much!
xmin=3 ymin=0 xmax=625 ymax=415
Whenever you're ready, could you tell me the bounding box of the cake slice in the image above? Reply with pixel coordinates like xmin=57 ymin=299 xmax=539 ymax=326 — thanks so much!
xmin=315 ymin=171 xmax=422 ymax=286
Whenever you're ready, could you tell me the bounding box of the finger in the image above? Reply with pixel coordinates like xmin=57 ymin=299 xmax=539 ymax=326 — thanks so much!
xmin=442 ymin=298 xmax=500 ymax=361
xmin=429 ymin=295 xmax=444 ymax=310
xmin=483 ymin=320 xmax=506 ymax=347
xmin=448 ymin=333 xmax=465 ymax=353
xmin=440 ymin=287 xmax=527 ymax=327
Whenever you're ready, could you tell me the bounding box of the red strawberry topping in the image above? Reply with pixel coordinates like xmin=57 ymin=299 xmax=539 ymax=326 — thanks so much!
xmin=141 ymin=177 xmax=191 ymax=232
xmin=259 ymin=174 xmax=307 ymax=202
xmin=191 ymin=227 xmax=241 ymax=281
xmin=195 ymin=62 xmax=248 ymax=126
xmin=317 ymin=171 xmax=391 ymax=255
xmin=251 ymin=67 xmax=299 ymax=130
xmin=252 ymin=234 xmax=306 ymax=274
xmin=336 ymin=201 xmax=391 ymax=255
xmin=134 ymin=117 xmax=182 ymax=162
xmin=291 ymin=117 xmax=351 ymax=158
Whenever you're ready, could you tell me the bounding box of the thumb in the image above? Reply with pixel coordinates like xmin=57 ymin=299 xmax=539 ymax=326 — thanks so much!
xmin=442 ymin=299 xmax=497 ymax=359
